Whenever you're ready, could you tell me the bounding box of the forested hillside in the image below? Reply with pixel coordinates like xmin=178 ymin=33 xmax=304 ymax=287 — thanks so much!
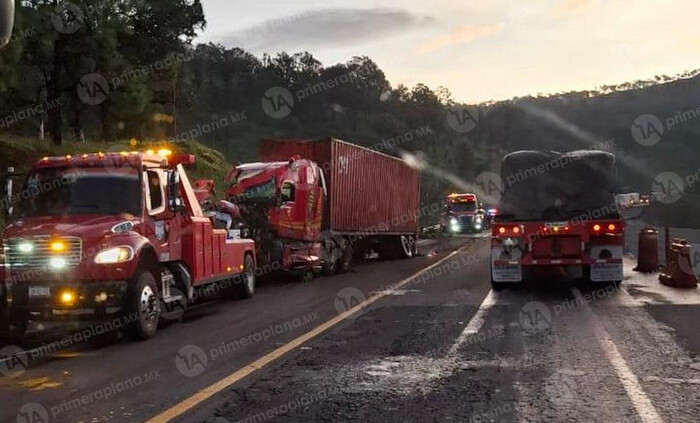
xmin=1 ymin=1 xmax=700 ymax=225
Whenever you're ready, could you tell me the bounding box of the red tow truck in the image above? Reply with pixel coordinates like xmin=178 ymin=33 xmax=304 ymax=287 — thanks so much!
xmin=490 ymin=151 xmax=625 ymax=290
xmin=1 ymin=150 xmax=256 ymax=341
xmin=227 ymin=138 xmax=420 ymax=277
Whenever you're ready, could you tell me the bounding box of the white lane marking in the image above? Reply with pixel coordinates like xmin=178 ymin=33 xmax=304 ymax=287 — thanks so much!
xmin=572 ymin=288 xmax=663 ymax=423
xmin=447 ymin=290 xmax=497 ymax=357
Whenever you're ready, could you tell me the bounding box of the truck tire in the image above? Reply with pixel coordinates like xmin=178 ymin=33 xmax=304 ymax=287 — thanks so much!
xmin=233 ymin=254 xmax=256 ymax=299
xmin=0 ymin=314 xmax=28 ymax=342
xmin=490 ymin=268 xmax=505 ymax=291
xmin=491 ymin=280 xmax=506 ymax=291
xmin=321 ymin=240 xmax=338 ymax=276
xmin=126 ymin=270 xmax=160 ymax=341
xmin=398 ymin=235 xmax=414 ymax=259
xmin=336 ymin=238 xmax=353 ymax=273
xmin=578 ymin=267 xmax=621 ymax=289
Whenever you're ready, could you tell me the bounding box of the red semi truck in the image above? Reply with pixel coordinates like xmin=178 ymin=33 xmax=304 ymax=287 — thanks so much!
xmin=490 ymin=151 xmax=625 ymax=290
xmin=1 ymin=150 xmax=256 ymax=341
xmin=441 ymin=193 xmax=488 ymax=234
xmin=227 ymin=138 xmax=420 ymax=277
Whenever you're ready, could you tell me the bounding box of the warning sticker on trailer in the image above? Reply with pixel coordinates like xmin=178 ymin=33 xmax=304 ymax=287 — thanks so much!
xmin=492 ymin=263 xmax=522 ymax=282
xmin=590 ymin=262 xmax=623 ymax=282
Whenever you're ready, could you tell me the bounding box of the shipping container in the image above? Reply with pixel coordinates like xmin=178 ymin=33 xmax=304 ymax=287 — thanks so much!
xmin=260 ymin=138 xmax=420 ymax=235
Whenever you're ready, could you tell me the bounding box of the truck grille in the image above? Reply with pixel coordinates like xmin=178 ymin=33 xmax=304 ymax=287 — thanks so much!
xmin=5 ymin=236 xmax=83 ymax=268
xmin=458 ymin=216 xmax=474 ymax=224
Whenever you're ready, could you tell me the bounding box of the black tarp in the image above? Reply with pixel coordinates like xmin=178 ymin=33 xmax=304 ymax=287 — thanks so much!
xmin=497 ymin=150 xmax=618 ymax=221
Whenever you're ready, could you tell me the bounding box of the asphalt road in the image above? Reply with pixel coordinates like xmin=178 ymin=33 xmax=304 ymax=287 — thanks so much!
xmin=2 ymin=233 xmax=700 ymax=423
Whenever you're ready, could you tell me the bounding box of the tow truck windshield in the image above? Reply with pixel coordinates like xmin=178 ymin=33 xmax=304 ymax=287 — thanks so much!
xmin=17 ymin=168 xmax=142 ymax=218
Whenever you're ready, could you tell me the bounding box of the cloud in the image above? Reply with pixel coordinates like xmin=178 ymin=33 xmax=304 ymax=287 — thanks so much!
xmin=221 ymin=8 xmax=435 ymax=52
xmin=416 ymin=24 xmax=504 ymax=54
xmin=553 ymin=0 xmax=595 ymax=16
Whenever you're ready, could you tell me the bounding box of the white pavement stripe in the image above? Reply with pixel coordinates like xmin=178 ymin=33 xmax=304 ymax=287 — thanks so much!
xmin=572 ymin=288 xmax=664 ymax=423
xmin=447 ymin=290 xmax=497 ymax=357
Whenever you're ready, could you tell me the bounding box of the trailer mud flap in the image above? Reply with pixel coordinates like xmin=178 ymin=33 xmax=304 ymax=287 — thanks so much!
xmin=491 ymin=248 xmax=522 ymax=282
xmin=590 ymin=245 xmax=623 ymax=281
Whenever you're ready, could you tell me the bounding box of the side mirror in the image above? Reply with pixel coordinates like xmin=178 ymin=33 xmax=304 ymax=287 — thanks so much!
xmin=168 ymin=170 xmax=184 ymax=212
xmin=0 ymin=0 xmax=15 ymax=49
xmin=2 ymin=167 xmax=23 ymax=220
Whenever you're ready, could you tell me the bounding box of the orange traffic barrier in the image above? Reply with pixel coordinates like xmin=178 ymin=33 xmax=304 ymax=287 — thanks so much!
xmin=659 ymin=239 xmax=698 ymax=288
xmin=634 ymin=227 xmax=659 ymax=272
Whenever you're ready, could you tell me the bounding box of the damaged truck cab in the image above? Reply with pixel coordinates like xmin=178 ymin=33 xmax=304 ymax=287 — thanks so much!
xmin=1 ymin=150 xmax=256 ymax=341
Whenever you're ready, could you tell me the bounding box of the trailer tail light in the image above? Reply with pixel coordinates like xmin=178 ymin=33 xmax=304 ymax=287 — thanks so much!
xmin=590 ymin=222 xmax=622 ymax=235
xmin=493 ymin=225 xmax=523 ymax=237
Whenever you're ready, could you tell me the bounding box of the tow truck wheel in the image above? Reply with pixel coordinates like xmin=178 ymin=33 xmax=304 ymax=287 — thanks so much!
xmin=236 ymin=254 xmax=256 ymax=299
xmin=127 ymin=271 xmax=160 ymax=340
xmin=0 ymin=314 xmax=28 ymax=342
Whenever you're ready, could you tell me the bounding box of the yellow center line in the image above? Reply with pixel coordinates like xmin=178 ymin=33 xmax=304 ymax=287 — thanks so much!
xmin=146 ymin=244 xmax=470 ymax=423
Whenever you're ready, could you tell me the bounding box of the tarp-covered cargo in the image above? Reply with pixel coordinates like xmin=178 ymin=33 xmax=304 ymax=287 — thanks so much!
xmin=498 ymin=150 xmax=618 ymax=221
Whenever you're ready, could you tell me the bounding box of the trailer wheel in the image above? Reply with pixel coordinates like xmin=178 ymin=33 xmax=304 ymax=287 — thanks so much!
xmin=398 ymin=235 xmax=414 ymax=259
xmin=232 ymin=254 xmax=256 ymax=299
xmin=491 ymin=281 xmax=506 ymax=291
xmin=126 ymin=270 xmax=160 ymax=340
xmin=410 ymin=235 xmax=419 ymax=256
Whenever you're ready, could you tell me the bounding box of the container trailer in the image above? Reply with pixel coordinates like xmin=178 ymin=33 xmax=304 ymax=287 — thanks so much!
xmin=228 ymin=138 xmax=420 ymax=276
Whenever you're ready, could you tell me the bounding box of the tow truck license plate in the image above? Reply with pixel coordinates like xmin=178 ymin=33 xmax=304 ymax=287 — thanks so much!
xmin=29 ymin=286 xmax=50 ymax=298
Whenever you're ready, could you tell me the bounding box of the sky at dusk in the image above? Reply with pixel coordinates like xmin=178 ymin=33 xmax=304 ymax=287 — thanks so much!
xmin=198 ymin=0 xmax=700 ymax=103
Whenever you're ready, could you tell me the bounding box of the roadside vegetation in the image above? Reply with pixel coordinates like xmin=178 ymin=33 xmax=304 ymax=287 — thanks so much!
xmin=2 ymin=2 xmax=700 ymax=227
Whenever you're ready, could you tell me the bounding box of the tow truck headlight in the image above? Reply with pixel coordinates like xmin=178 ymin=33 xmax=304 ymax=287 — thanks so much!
xmin=18 ymin=242 xmax=34 ymax=253
xmin=95 ymin=246 xmax=134 ymax=264
xmin=49 ymin=257 xmax=68 ymax=270
xmin=450 ymin=218 xmax=458 ymax=226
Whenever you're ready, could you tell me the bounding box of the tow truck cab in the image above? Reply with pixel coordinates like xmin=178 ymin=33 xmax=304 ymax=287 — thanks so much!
xmin=490 ymin=150 xmax=624 ymax=289
xmin=1 ymin=150 xmax=256 ymax=341
xmin=442 ymin=193 xmax=487 ymax=234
